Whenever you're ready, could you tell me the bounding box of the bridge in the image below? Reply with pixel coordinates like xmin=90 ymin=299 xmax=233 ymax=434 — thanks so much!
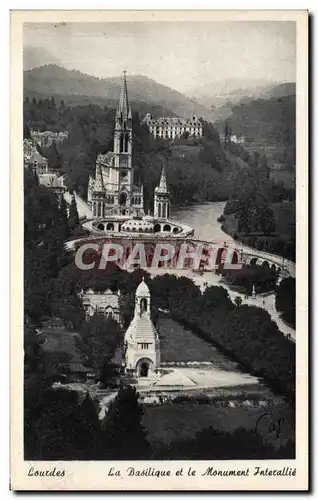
xmin=65 ymin=227 xmax=295 ymax=278
xmin=64 ymin=192 xmax=295 ymax=278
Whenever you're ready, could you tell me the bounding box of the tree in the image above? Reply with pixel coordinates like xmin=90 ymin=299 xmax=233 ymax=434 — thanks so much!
xmin=68 ymin=194 xmax=80 ymax=231
xmin=78 ymin=314 xmax=121 ymax=381
xmin=118 ymin=291 xmax=135 ymax=328
xmin=258 ymin=206 xmax=276 ymax=235
xmin=24 ymin=123 xmax=31 ymax=139
xmin=101 ymin=385 xmax=150 ymax=459
xmin=77 ymin=392 xmax=102 ymax=459
xmin=234 ymin=296 xmax=243 ymax=307
xmin=32 ymin=389 xmax=97 ymax=460
xmin=59 ymin=196 xmax=69 ymax=239
xmin=275 ymin=277 xmax=295 ymax=328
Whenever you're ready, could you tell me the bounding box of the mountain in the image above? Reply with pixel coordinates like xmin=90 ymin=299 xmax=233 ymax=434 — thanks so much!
xmin=23 ymin=64 xmax=213 ymax=120
xmin=23 ymin=46 xmax=61 ymax=71
xmin=214 ymin=94 xmax=295 ymax=147
xmin=265 ymin=83 xmax=296 ymax=99
xmin=24 ymin=89 xmax=179 ymax=120
xmin=185 ymin=78 xmax=279 ymax=108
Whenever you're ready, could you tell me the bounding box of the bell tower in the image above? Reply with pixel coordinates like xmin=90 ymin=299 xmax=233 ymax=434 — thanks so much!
xmin=134 ymin=277 xmax=151 ymax=317
xmin=112 ymin=71 xmax=133 ymax=197
xmin=154 ymin=166 xmax=170 ymax=219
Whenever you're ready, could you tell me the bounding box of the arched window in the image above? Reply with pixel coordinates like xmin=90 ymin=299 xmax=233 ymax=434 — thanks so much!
xmin=120 ymin=133 xmax=124 ymax=153
xmin=158 ymin=203 xmax=162 ymax=218
xmin=162 ymin=203 xmax=167 ymax=218
xmin=124 ymin=134 xmax=129 ymax=152
xmin=119 ymin=192 xmax=127 ymax=206
xmin=140 ymin=298 xmax=148 ymax=313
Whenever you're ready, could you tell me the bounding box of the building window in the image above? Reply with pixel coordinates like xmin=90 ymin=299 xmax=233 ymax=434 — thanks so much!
xmin=158 ymin=203 xmax=162 ymax=218
xmin=138 ymin=343 xmax=149 ymax=350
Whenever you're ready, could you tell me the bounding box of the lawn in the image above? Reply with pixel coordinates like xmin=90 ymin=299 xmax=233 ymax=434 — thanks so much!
xmin=157 ymin=316 xmax=237 ymax=369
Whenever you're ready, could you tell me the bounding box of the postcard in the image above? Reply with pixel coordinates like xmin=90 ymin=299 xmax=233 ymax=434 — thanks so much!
xmin=10 ymin=9 xmax=308 ymax=491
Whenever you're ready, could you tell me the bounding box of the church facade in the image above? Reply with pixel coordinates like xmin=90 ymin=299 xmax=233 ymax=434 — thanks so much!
xmin=124 ymin=279 xmax=160 ymax=378
xmin=87 ymin=71 xmax=144 ymax=218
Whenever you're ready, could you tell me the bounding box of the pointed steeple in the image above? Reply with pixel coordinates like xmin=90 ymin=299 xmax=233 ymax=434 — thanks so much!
xmin=154 ymin=166 xmax=170 ymax=219
xmin=94 ymin=161 xmax=104 ymax=193
xmin=157 ymin=166 xmax=168 ymax=193
xmin=116 ymin=70 xmax=131 ymax=125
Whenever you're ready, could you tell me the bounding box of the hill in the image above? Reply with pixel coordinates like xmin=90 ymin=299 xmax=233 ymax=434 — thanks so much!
xmin=265 ymin=82 xmax=296 ymax=99
xmin=185 ymin=78 xmax=279 ymax=117
xmin=24 ymin=64 xmax=213 ymax=121
xmin=214 ymin=94 xmax=295 ymax=147
xmin=24 ymin=89 xmax=179 ymax=120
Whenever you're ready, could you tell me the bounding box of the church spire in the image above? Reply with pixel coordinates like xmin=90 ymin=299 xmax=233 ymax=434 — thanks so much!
xmin=94 ymin=161 xmax=104 ymax=193
xmin=154 ymin=166 xmax=170 ymax=219
xmin=116 ymin=70 xmax=131 ymax=124
xmin=158 ymin=166 xmax=168 ymax=193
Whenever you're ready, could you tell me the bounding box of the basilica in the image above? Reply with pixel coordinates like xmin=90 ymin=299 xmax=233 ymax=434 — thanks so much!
xmin=82 ymin=72 xmax=197 ymax=238
xmin=88 ymin=71 xmax=146 ymax=218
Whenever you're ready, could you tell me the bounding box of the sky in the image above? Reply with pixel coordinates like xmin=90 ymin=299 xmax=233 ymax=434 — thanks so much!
xmin=24 ymin=21 xmax=296 ymax=93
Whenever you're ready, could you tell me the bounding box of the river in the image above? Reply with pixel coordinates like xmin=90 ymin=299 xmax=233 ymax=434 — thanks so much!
xmin=171 ymin=201 xmax=234 ymax=244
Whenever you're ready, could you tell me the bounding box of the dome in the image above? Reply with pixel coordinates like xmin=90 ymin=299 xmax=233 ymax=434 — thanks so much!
xmin=121 ymin=218 xmax=154 ymax=233
xmin=136 ymin=278 xmax=150 ymax=297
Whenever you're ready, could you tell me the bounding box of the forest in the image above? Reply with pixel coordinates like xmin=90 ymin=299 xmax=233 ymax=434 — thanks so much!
xmin=24 ymin=97 xmax=258 ymax=209
xmin=214 ymin=94 xmax=296 ymax=171
xmin=24 ymin=97 xmax=296 ymax=264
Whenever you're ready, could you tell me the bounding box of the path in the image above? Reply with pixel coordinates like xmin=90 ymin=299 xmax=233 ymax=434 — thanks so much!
xmin=147 ymin=267 xmax=295 ymax=342
xmin=63 ymin=190 xmax=93 ymax=219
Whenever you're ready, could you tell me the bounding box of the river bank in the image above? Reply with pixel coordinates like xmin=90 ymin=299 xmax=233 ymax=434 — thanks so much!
xmin=172 ymin=201 xmax=295 ymax=264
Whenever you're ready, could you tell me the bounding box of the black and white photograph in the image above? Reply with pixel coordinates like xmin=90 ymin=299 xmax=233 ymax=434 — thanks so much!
xmin=10 ymin=9 xmax=308 ymax=491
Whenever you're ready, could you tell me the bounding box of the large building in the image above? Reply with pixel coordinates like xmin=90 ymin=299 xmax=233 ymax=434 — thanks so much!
xmin=79 ymin=288 xmax=121 ymax=323
xmin=78 ymin=71 xmax=194 ymax=238
xmin=87 ymin=71 xmax=144 ymax=218
xmin=30 ymin=130 xmax=68 ymax=148
xmin=24 ymin=139 xmax=49 ymax=174
xmin=143 ymin=114 xmax=203 ymax=140
xmin=219 ymin=133 xmax=245 ymax=144
xmin=124 ymin=279 xmax=160 ymax=379
xmin=24 ymin=138 xmax=66 ymax=198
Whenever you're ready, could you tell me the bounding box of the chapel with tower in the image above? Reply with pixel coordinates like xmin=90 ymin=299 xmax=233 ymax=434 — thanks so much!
xmin=124 ymin=278 xmax=161 ymax=379
xmin=87 ymin=71 xmax=170 ymax=222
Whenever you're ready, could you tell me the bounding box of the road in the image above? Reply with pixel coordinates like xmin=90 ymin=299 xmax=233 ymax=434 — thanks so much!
xmin=148 ymin=267 xmax=296 ymax=342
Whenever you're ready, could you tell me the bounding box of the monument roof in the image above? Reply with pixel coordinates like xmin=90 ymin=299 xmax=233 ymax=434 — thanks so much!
xmin=136 ymin=278 xmax=150 ymax=296
xmin=125 ymin=314 xmax=158 ymax=343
